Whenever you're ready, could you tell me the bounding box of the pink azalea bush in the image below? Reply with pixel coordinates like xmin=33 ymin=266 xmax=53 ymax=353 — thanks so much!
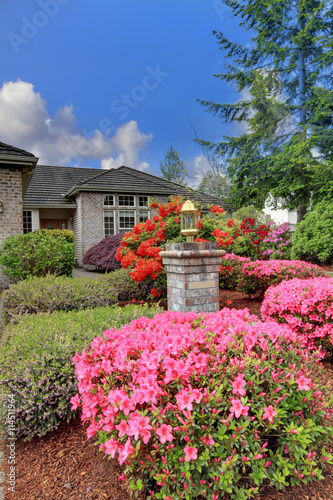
xmin=219 ymin=253 xmax=251 ymax=290
xmin=261 ymin=222 xmax=291 ymax=260
xmin=72 ymin=309 xmax=333 ymax=499
xmin=262 ymin=277 xmax=333 ymax=357
xmin=237 ymin=260 xmax=328 ymax=298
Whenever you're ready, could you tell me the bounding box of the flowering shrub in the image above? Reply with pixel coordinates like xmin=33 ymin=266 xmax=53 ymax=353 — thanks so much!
xmin=219 ymin=253 xmax=251 ymax=290
xmin=262 ymin=277 xmax=333 ymax=357
xmin=83 ymin=233 xmax=123 ymax=271
xmin=116 ymin=198 xmax=273 ymax=297
xmin=237 ymin=260 xmax=328 ymax=298
xmin=72 ymin=309 xmax=333 ymax=499
xmin=261 ymin=222 xmax=291 ymax=260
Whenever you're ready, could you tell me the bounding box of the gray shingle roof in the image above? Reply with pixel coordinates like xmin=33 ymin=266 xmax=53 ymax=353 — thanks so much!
xmin=23 ymin=164 xmax=227 ymax=209
xmin=0 ymin=141 xmax=36 ymax=158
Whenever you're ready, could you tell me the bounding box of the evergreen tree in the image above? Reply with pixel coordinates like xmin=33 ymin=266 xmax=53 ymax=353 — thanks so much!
xmin=199 ymin=0 xmax=333 ymax=222
xmin=159 ymin=146 xmax=188 ymax=185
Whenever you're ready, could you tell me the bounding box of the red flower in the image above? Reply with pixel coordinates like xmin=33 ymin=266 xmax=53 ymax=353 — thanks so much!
xmin=210 ymin=205 xmax=225 ymax=214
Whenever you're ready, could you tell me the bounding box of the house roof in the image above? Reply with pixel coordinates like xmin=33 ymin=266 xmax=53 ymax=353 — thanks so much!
xmin=0 ymin=142 xmax=36 ymax=157
xmin=0 ymin=141 xmax=38 ymax=168
xmin=23 ymin=164 xmax=226 ymax=209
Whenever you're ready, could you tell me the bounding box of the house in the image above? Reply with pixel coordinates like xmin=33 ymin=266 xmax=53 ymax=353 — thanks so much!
xmin=262 ymin=194 xmax=297 ymax=232
xmin=0 ymin=141 xmax=225 ymax=276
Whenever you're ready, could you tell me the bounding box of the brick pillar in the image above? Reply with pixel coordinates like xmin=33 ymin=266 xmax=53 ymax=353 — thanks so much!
xmin=160 ymin=241 xmax=225 ymax=313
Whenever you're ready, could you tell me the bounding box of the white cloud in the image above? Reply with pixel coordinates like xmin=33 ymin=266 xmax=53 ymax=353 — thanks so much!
xmin=101 ymin=121 xmax=152 ymax=172
xmin=0 ymin=79 xmax=152 ymax=170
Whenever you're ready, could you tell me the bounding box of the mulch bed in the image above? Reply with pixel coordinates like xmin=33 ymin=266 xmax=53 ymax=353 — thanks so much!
xmin=3 ymin=284 xmax=333 ymax=499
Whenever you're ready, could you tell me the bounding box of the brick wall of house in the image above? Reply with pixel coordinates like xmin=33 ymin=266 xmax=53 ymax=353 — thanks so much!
xmin=0 ymin=167 xmax=23 ymax=291
xmin=81 ymin=192 xmax=104 ymax=259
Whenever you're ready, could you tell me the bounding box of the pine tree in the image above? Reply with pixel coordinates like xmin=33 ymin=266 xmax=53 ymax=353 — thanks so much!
xmin=199 ymin=0 xmax=333 ymax=222
xmin=159 ymin=146 xmax=188 ymax=185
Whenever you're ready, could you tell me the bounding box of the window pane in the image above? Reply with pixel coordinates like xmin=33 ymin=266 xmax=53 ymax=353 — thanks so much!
xmin=139 ymin=210 xmax=150 ymax=223
xmin=104 ymin=195 xmax=114 ymax=206
xmin=119 ymin=210 xmax=135 ymax=231
xmin=104 ymin=210 xmax=115 ymax=236
xmin=139 ymin=196 xmax=149 ymax=207
xmin=119 ymin=195 xmax=135 ymax=206
xmin=23 ymin=211 xmax=32 ymax=234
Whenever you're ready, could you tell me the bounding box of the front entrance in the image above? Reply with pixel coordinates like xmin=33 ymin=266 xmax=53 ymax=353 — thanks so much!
xmin=40 ymin=219 xmax=68 ymax=230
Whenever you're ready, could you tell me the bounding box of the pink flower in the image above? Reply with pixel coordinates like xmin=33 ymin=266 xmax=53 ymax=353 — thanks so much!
xmin=115 ymin=419 xmax=129 ymax=438
xmin=184 ymin=446 xmax=198 ymax=462
xmin=70 ymin=393 xmax=80 ymax=410
xmin=262 ymin=405 xmax=277 ymax=423
xmin=202 ymin=434 xmax=215 ymax=446
xmin=175 ymin=389 xmax=195 ymax=411
xmin=155 ymin=424 xmax=174 ymax=444
xmin=232 ymin=374 xmax=246 ymax=396
xmin=229 ymin=398 xmax=249 ymax=419
xmin=104 ymin=437 xmax=119 ymax=458
xmin=296 ymin=374 xmax=312 ymax=391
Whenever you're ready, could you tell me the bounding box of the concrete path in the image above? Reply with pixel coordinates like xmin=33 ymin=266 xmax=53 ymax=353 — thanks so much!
xmin=72 ymin=268 xmax=103 ymax=280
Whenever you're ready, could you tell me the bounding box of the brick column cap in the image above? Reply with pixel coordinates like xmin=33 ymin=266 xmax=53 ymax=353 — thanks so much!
xmin=160 ymin=249 xmax=226 ymax=259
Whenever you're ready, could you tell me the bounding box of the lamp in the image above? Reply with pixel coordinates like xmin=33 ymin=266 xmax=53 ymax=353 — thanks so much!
xmin=180 ymin=199 xmax=199 ymax=242
xmin=0 ymin=199 xmax=3 ymax=213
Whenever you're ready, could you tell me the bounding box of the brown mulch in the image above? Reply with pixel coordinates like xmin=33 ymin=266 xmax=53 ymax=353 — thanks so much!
xmin=3 ymin=286 xmax=333 ymax=499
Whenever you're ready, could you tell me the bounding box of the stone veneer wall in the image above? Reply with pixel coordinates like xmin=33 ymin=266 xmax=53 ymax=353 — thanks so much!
xmin=160 ymin=241 xmax=225 ymax=313
xmin=0 ymin=167 xmax=23 ymax=291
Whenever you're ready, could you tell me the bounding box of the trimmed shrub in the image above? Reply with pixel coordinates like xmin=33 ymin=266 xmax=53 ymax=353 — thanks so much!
xmin=103 ymin=268 xmax=158 ymax=302
xmin=262 ymin=277 xmax=333 ymax=357
xmin=237 ymin=259 xmax=328 ymax=298
xmin=232 ymin=205 xmax=268 ymax=224
xmin=0 ymin=304 xmax=164 ymax=440
xmin=73 ymin=308 xmax=333 ymax=499
xmin=1 ymin=268 xmax=153 ymax=324
xmin=0 ymin=229 xmax=75 ymax=280
xmin=291 ymin=200 xmax=333 ymax=263
xmin=83 ymin=233 xmax=123 ymax=271
xmin=219 ymin=253 xmax=251 ymax=290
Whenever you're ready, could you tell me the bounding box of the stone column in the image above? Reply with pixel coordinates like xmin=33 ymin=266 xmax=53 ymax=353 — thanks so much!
xmin=160 ymin=241 xmax=225 ymax=313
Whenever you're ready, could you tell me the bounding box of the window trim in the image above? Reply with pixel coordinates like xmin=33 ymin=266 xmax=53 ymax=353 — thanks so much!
xmin=118 ymin=194 xmax=135 ymax=207
xmin=139 ymin=195 xmax=149 ymax=208
xmin=118 ymin=209 xmax=136 ymax=233
xmin=103 ymin=194 xmax=114 ymax=206
xmin=139 ymin=209 xmax=150 ymax=223
xmin=104 ymin=210 xmax=115 ymax=237
xmin=23 ymin=210 xmax=33 ymax=233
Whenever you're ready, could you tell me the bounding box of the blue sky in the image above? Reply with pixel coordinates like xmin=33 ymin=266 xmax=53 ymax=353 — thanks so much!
xmin=0 ymin=0 xmax=250 ymax=181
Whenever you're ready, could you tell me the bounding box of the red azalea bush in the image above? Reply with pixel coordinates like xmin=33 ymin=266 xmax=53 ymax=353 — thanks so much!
xmin=83 ymin=233 xmax=123 ymax=271
xmin=72 ymin=309 xmax=333 ymax=499
xmin=262 ymin=277 xmax=333 ymax=357
xmin=116 ymin=198 xmax=273 ymax=297
xmin=237 ymin=260 xmax=328 ymax=298
xmin=219 ymin=253 xmax=252 ymax=290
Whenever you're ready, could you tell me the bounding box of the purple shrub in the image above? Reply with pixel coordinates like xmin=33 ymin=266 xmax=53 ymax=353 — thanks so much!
xmin=83 ymin=233 xmax=123 ymax=271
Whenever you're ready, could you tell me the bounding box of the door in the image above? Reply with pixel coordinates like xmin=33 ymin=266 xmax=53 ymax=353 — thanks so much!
xmin=40 ymin=219 xmax=68 ymax=230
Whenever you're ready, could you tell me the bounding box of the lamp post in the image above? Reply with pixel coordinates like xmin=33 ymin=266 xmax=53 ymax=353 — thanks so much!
xmin=180 ymin=199 xmax=199 ymax=242
xmin=160 ymin=200 xmax=226 ymax=313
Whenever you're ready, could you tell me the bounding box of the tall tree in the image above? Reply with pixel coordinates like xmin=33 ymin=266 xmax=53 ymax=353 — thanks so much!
xmin=159 ymin=146 xmax=188 ymax=185
xmin=198 ymin=0 xmax=333 ymax=222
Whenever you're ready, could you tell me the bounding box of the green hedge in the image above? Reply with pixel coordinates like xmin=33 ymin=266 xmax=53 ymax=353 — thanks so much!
xmin=291 ymin=200 xmax=333 ymax=263
xmin=2 ymin=268 xmax=153 ymax=324
xmin=0 ymin=229 xmax=75 ymax=280
xmin=0 ymin=304 xmax=164 ymax=440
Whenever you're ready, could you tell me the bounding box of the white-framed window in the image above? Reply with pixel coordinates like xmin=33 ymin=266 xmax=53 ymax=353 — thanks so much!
xmin=23 ymin=210 xmax=33 ymax=233
xmin=139 ymin=195 xmax=149 ymax=207
xmin=104 ymin=210 xmax=115 ymax=236
xmin=119 ymin=195 xmax=135 ymax=207
xmin=103 ymin=194 xmax=114 ymax=206
xmin=139 ymin=210 xmax=150 ymax=223
xmin=119 ymin=210 xmax=135 ymax=233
